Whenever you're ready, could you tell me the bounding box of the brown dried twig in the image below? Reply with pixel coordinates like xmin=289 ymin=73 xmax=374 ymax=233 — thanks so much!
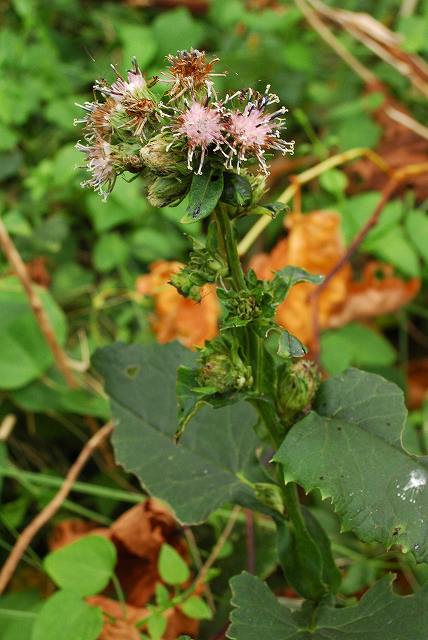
xmin=0 ymin=218 xmax=78 ymax=389
xmin=310 ymin=163 xmax=428 ymax=361
xmin=0 ymin=421 xmax=114 ymax=594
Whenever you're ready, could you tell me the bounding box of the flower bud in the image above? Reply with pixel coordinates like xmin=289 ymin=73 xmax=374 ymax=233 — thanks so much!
xmin=140 ymin=134 xmax=185 ymax=175
xmin=248 ymin=173 xmax=268 ymax=204
xmin=146 ymin=174 xmax=190 ymax=208
xmin=199 ymin=353 xmax=253 ymax=394
xmin=277 ymin=360 xmax=320 ymax=426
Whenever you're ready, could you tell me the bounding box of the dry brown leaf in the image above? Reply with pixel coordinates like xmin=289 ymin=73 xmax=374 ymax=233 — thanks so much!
xmin=88 ymin=594 xmax=199 ymax=640
xmin=49 ymin=518 xmax=101 ymax=551
xmin=136 ymin=260 xmax=219 ymax=348
xmin=251 ymin=211 xmax=351 ymax=345
xmin=25 ymin=257 xmax=51 ymax=287
xmin=347 ymin=90 xmax=428 ymax=201
xmin=407 ymin=359 xmax=428 ymax=410
xmin=328 ymin=261 xmax=420 ymax=327
xmin=87 ymin=596 xmax=147 ymax=640
xmin=251 ymin=212 xmax=420 ymax=347
xmin=311 ymin=0 xmax=428 ymax=99
xmin=49 ymin=499 xmax=189 ymax=609
xmin=110 ymin=500 xmax=187 ymax=607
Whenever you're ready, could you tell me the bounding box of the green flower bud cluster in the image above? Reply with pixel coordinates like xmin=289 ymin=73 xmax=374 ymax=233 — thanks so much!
xmin=218 ymin=269 xmax=276 ymax=330
xmin=198 ymin=338 xmax=253 ymax=394
xmin=276 ymin=360 xmax=320 ymax=426
xmin=170 ymin=234 xmax=228 ymax=301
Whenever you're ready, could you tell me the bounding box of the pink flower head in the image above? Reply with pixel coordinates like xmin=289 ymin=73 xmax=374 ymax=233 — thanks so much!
xmin=224 ymin=86 xmax=295 ymax=173
xmin=76 ymin=139 xmax=117 ymax=200
xmin=169 ymin=101 xmax=226 ymax=174
xmin=96 ymin=58 xmax=147 ymax=101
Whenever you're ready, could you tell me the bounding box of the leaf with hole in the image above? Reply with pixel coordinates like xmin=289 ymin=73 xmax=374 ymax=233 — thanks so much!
xmin=93 ymin=342 xmax=262 ymax=524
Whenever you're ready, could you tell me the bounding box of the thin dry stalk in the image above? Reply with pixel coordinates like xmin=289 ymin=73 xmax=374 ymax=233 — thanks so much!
xmin=0 ymin=218 xmax=78 ymax=389
xmin=293 ymin=0 xmax=377 ymax=86
xmin=0 ymin=415 xmax=17 ymax=441
xmin=385 ymin=106 xmax=428 ymax=142
xmin=0 ymin=421 xmax=114 ymax=594
xmin=195 ymin=506 xmax=241 ymax=588
xmin=237 ymin=147 xmax=391 ymax=256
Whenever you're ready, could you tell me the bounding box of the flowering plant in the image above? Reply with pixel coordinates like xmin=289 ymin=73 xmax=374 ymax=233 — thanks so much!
xmin=76 ymin=50 xmax=294 ymax=207
xmin=82 ymin=52 xmax=428 ymax=639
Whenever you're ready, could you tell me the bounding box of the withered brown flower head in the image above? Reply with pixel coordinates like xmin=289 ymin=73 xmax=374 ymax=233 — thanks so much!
xmin=162 ymin=49 xmax=224 ymax=99
xmin=74 ymin=97 xmax=117 ymax=142
xmin=121 ymin=95 xmax=157 ymax=138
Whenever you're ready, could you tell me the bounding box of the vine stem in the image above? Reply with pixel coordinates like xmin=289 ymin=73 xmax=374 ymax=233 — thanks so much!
xmin=215 ymin=204 xmax=246 ymax=291
xmin=237 ymin=147 xmax=390 ymax=257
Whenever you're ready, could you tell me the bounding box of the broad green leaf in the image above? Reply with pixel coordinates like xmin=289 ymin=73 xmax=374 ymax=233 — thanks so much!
xmin=11 ymin=379 xmax=109 ymax=419
xmin=179 ymin=595 xmax=212 ymax=620
xmin=158 ymin=543 xmax=190 ymax=585
xmin=321 ymin=323 xmax=396 ymax=374
xmin=0 ymin=591 xmax=40 ymax=640
xmin=44 ymin=535 xmax=117 ymax=596
xmin=228 ymin=572 xmax=428 ymax=640
xmin=367 ymin=227 xmax=420 ymax=277
xmin=152 ymin=8 xmax=206 ymax=58
xmin=147 ymin=612 xmax=167 ymax=640
xmin=117 ymin=24 xmax=157 ymax=69
xmin=32 ymin=591 xmax=103 ymax=640
xmin=319 ymin=168 xmax=348 ymax=196
xmin=93 ymin=342 xmax=261 ymax=524
xmin=92 ymin=232 xmax=129 ymax=273
xmin=275 ymin=369 xmax=428 ymax=562
xmin=336 ymin=113 xmax=382 ymax=151
xmin=0 ymin=276 xmax=67 ymax=389
xmin=182 ymin=168 xmax=224 ymax=223
xmin=405 ymin=210 xmax=428 ymax=265
xmin=338 ymin=193 xmax=402 ymax=245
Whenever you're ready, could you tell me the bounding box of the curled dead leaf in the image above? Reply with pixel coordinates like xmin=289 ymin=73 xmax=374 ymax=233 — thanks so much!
xmin=87 ymin=596 xmax=147 ymax=640
xmin=328 ymin=261 xmax=420 ymax=328
xmin=49 ymin=518 xmax=101 ymax=551
xmin=136 ymin=260 xmax=219 ymax=348
xmin=87 ymin=594 xmax=198 ymax=640
xmin=251 ymin=211 xmax=351 ymax=346
xmin=251 ymin=211 xmax=420 ymax=347
xmin=49 ymin=499 xmax=190 ymax=608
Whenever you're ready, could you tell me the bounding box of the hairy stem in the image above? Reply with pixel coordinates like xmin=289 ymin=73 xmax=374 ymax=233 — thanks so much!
xmin=215 ymin=204 xmax=246 ymax=291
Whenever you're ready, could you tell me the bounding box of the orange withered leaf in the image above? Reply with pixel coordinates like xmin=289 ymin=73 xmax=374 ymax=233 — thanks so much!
xmin=251 ymin=211 xmax=351 ymax=345
xmin=136 ymin=260 xmax=219 ymax=348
